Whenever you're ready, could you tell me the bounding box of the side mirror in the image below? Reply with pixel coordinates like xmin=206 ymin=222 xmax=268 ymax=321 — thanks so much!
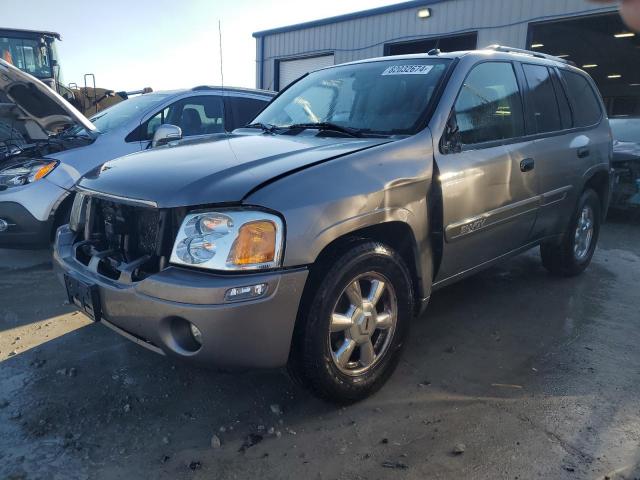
xmin=151 ymin=124 xmax=182 ymax=148
xmin=440 ymin=111 xmax=462 ymax=154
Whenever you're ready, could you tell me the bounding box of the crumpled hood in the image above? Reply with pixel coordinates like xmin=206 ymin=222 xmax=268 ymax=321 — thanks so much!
xmin=0 ymin=58 xmax=95 ymax=146
xmin=613 ymin=140 xmax=640 ymax=163
xmin=78 ymin=132 xmax=390 ymax=208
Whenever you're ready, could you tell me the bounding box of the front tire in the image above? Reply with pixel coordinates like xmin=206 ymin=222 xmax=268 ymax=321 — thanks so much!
xmin=540 ymin=189 xmax=601 ymax=276
xmin=289 ymin=241 xmax=414 ymax=404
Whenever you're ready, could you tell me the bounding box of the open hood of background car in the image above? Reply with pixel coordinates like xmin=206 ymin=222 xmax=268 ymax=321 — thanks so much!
xmin=0 ymin=58 xmax=95 ymax=151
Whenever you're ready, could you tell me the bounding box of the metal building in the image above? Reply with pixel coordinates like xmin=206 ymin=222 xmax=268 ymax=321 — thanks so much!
xmin=253 ymin=0 xmax=640 ymax=114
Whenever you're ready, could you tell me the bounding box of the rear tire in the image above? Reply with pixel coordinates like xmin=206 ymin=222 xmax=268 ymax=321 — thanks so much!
xmin=288 ymin=241 xmax=414 ymax=404
xmin=540 ymin=189 xmax=601 ymax=277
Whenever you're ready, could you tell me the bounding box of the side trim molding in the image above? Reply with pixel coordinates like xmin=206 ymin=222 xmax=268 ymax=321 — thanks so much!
xmin=445 ymin=196 xmax=538 ymax=242
xmin=445 ymin=185 xmax=574 ymax=242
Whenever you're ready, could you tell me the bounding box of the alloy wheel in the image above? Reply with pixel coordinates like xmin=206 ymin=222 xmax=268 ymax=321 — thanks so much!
xmin=328 ymin=272 xmax=398 ymax=376
xmin=574 ymin=204 xmax=595 ymax=261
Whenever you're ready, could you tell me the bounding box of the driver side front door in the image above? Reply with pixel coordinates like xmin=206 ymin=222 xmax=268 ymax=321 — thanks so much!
xmin=433 ymin=61 xmax=539 ymax=285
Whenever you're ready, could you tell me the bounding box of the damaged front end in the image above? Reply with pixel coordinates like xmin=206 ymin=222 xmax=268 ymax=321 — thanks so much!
xmin=611 ymin=143 xmax=640 ymax=209
xmin=68 ymin=191 xmax=181 ymax=283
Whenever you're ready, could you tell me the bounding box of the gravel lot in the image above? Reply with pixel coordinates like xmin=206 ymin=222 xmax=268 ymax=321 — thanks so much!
xmin=1 ymin=214 xmax=639 ymax=480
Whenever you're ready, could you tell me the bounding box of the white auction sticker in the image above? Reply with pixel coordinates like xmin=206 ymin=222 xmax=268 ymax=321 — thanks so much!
xmin=381 ymin=65 xmax=434 ymax=75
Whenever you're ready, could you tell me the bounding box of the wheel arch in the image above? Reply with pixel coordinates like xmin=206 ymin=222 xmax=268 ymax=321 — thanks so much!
xmin=582 ymin=166 xmax=611 ymax=220
xmin=303 ymin=220 xmax=427 ymax=316
xmin=50 ymin=190 xmax=75 ymax=241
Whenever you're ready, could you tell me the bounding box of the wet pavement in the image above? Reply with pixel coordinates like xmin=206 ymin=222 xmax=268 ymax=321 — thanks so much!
xmin=0 ymin=216 xmax=639 ymax=480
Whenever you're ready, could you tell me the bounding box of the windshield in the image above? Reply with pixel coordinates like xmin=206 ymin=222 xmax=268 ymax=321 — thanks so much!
xmin=0 ymin=36 xmax=52 ymax=79
xmin=610 ymin=118 xmax=640 ymax=143
xmin=253 ymin=58 xmax=451 ymax=136
xmin=66 ymin=93 xmax=170 ymax=136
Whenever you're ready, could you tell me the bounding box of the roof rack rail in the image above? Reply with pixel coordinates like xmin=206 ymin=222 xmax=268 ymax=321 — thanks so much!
xmin=485 ymin=45 xmax=573 ymax=65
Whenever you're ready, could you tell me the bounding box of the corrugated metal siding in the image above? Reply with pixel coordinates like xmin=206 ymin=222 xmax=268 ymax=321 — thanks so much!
xmin=257 ymin=0 xmax=617 ymax=90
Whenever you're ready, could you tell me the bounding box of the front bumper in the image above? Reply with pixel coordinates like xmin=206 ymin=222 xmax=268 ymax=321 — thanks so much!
xmin=0 ymin=201 xmax=53 ymax=248
xmin=0 ymin=178 xmax=69 ymax=248
xmin=53 ymin=226 xmax=308 ymax=368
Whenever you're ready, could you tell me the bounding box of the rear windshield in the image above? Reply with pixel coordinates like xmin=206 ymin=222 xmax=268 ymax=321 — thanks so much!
xmin=254 ymin=58 xmax=452 ymax=136
xmin=610 ymin=118 xmax=640 ymax=143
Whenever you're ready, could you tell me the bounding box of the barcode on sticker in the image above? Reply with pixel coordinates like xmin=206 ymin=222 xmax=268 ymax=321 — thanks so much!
xmin=381 ymin=65 xmax=434 ymax=75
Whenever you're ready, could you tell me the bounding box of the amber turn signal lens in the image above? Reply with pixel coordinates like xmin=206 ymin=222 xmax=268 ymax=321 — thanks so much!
xmin=227 ymin=220 xmax=277 ymax=266
xmin=33 ymin=161 xmax=57 ymax=181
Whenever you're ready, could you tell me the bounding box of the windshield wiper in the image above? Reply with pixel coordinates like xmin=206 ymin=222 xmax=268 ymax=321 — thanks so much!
xmin=286 ymin=122 xmax=363 ymax=138
xmin=245 ymin=122 xmax=280 ymax=134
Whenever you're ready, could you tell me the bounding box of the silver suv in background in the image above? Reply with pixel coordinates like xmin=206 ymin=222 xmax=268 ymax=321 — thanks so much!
xmin=608 ymin=116 xmax=640 ymax=209
xmin=55 ymin=46 xmax=611 ymax=403
xmin=0 ymin=58 xmax=274 ymax=248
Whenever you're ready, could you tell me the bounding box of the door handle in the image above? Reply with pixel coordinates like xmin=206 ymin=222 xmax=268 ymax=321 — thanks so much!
xmin=577 ymin=147 xmax=590 ymax=158
xmin=520 ymin=158 xmax=535 ymax=173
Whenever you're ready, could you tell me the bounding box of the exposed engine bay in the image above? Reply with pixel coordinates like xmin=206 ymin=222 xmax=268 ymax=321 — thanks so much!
xmin=1 ymin=132 xmax=93 ymax=162
xmin=72 ymin=194 xmax=177 ymax=282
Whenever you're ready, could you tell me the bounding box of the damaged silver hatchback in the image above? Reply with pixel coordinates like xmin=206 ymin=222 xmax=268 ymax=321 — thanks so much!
xmin=54 ymin=46 xmax=612 ymax=403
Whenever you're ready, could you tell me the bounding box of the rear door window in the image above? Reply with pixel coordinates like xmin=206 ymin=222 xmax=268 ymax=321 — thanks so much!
xmin=522 ymin=64 xmax=562 ymax=134
xmin=453 ymin=61 xmax=525 ymax=146
xmin=226 ymin=96 xmax=270 ymax=130
xmin=560 ymin=70 xmax=603 ymax=127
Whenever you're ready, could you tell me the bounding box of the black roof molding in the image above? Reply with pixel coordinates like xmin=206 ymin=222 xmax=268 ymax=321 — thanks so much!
xmin=191 ymin=85 xmax=275 ymax=96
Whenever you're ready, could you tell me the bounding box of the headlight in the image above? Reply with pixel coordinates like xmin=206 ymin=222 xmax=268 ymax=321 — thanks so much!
xmin=170 ymin=210 xmax=284 ymax=271
xmin=0 ymin=160 xmax=58 ymax=189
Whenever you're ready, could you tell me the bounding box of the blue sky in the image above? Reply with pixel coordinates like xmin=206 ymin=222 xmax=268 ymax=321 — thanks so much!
xmin=3 ymin=0 xmax=395 ymax=91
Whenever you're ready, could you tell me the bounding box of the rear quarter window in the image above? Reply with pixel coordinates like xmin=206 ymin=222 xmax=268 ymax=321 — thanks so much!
xmin=551 ymin=71 xmax=573 ymax=129
xmin=560 ymin=70 xmax=603 ymax=127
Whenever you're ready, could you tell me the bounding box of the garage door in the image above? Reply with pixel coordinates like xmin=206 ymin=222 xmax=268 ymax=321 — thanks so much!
xmin=528 ymin=12 xmax=640 ymax=116
xmin=278 ymin=54 xmax=334 ymax=90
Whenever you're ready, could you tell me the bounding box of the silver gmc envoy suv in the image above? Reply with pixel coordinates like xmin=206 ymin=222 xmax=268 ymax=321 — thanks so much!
xmin=54 ymin=46 xmax=612 ymax=403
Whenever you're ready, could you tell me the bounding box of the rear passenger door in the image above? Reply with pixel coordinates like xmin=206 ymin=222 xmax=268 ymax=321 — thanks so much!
xmin=520 ymin=64 xmax=605 ymax=239
xmin=434 ymin=61 xmax=539 ymax=283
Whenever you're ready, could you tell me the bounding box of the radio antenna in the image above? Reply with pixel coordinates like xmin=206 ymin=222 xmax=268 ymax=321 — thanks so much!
xmin=218 ymin=20 xmax=225 ymax=91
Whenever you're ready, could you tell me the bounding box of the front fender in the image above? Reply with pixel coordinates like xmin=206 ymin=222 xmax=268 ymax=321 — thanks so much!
xmin=245 ymin=129 xmax=435 ymax=299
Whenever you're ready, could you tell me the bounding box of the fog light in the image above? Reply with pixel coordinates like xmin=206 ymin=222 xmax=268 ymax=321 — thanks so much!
xmin=225 ymin=283 xmax=268 ymax=302
xmin=189 ymin=323 xmax=203 ymax=345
